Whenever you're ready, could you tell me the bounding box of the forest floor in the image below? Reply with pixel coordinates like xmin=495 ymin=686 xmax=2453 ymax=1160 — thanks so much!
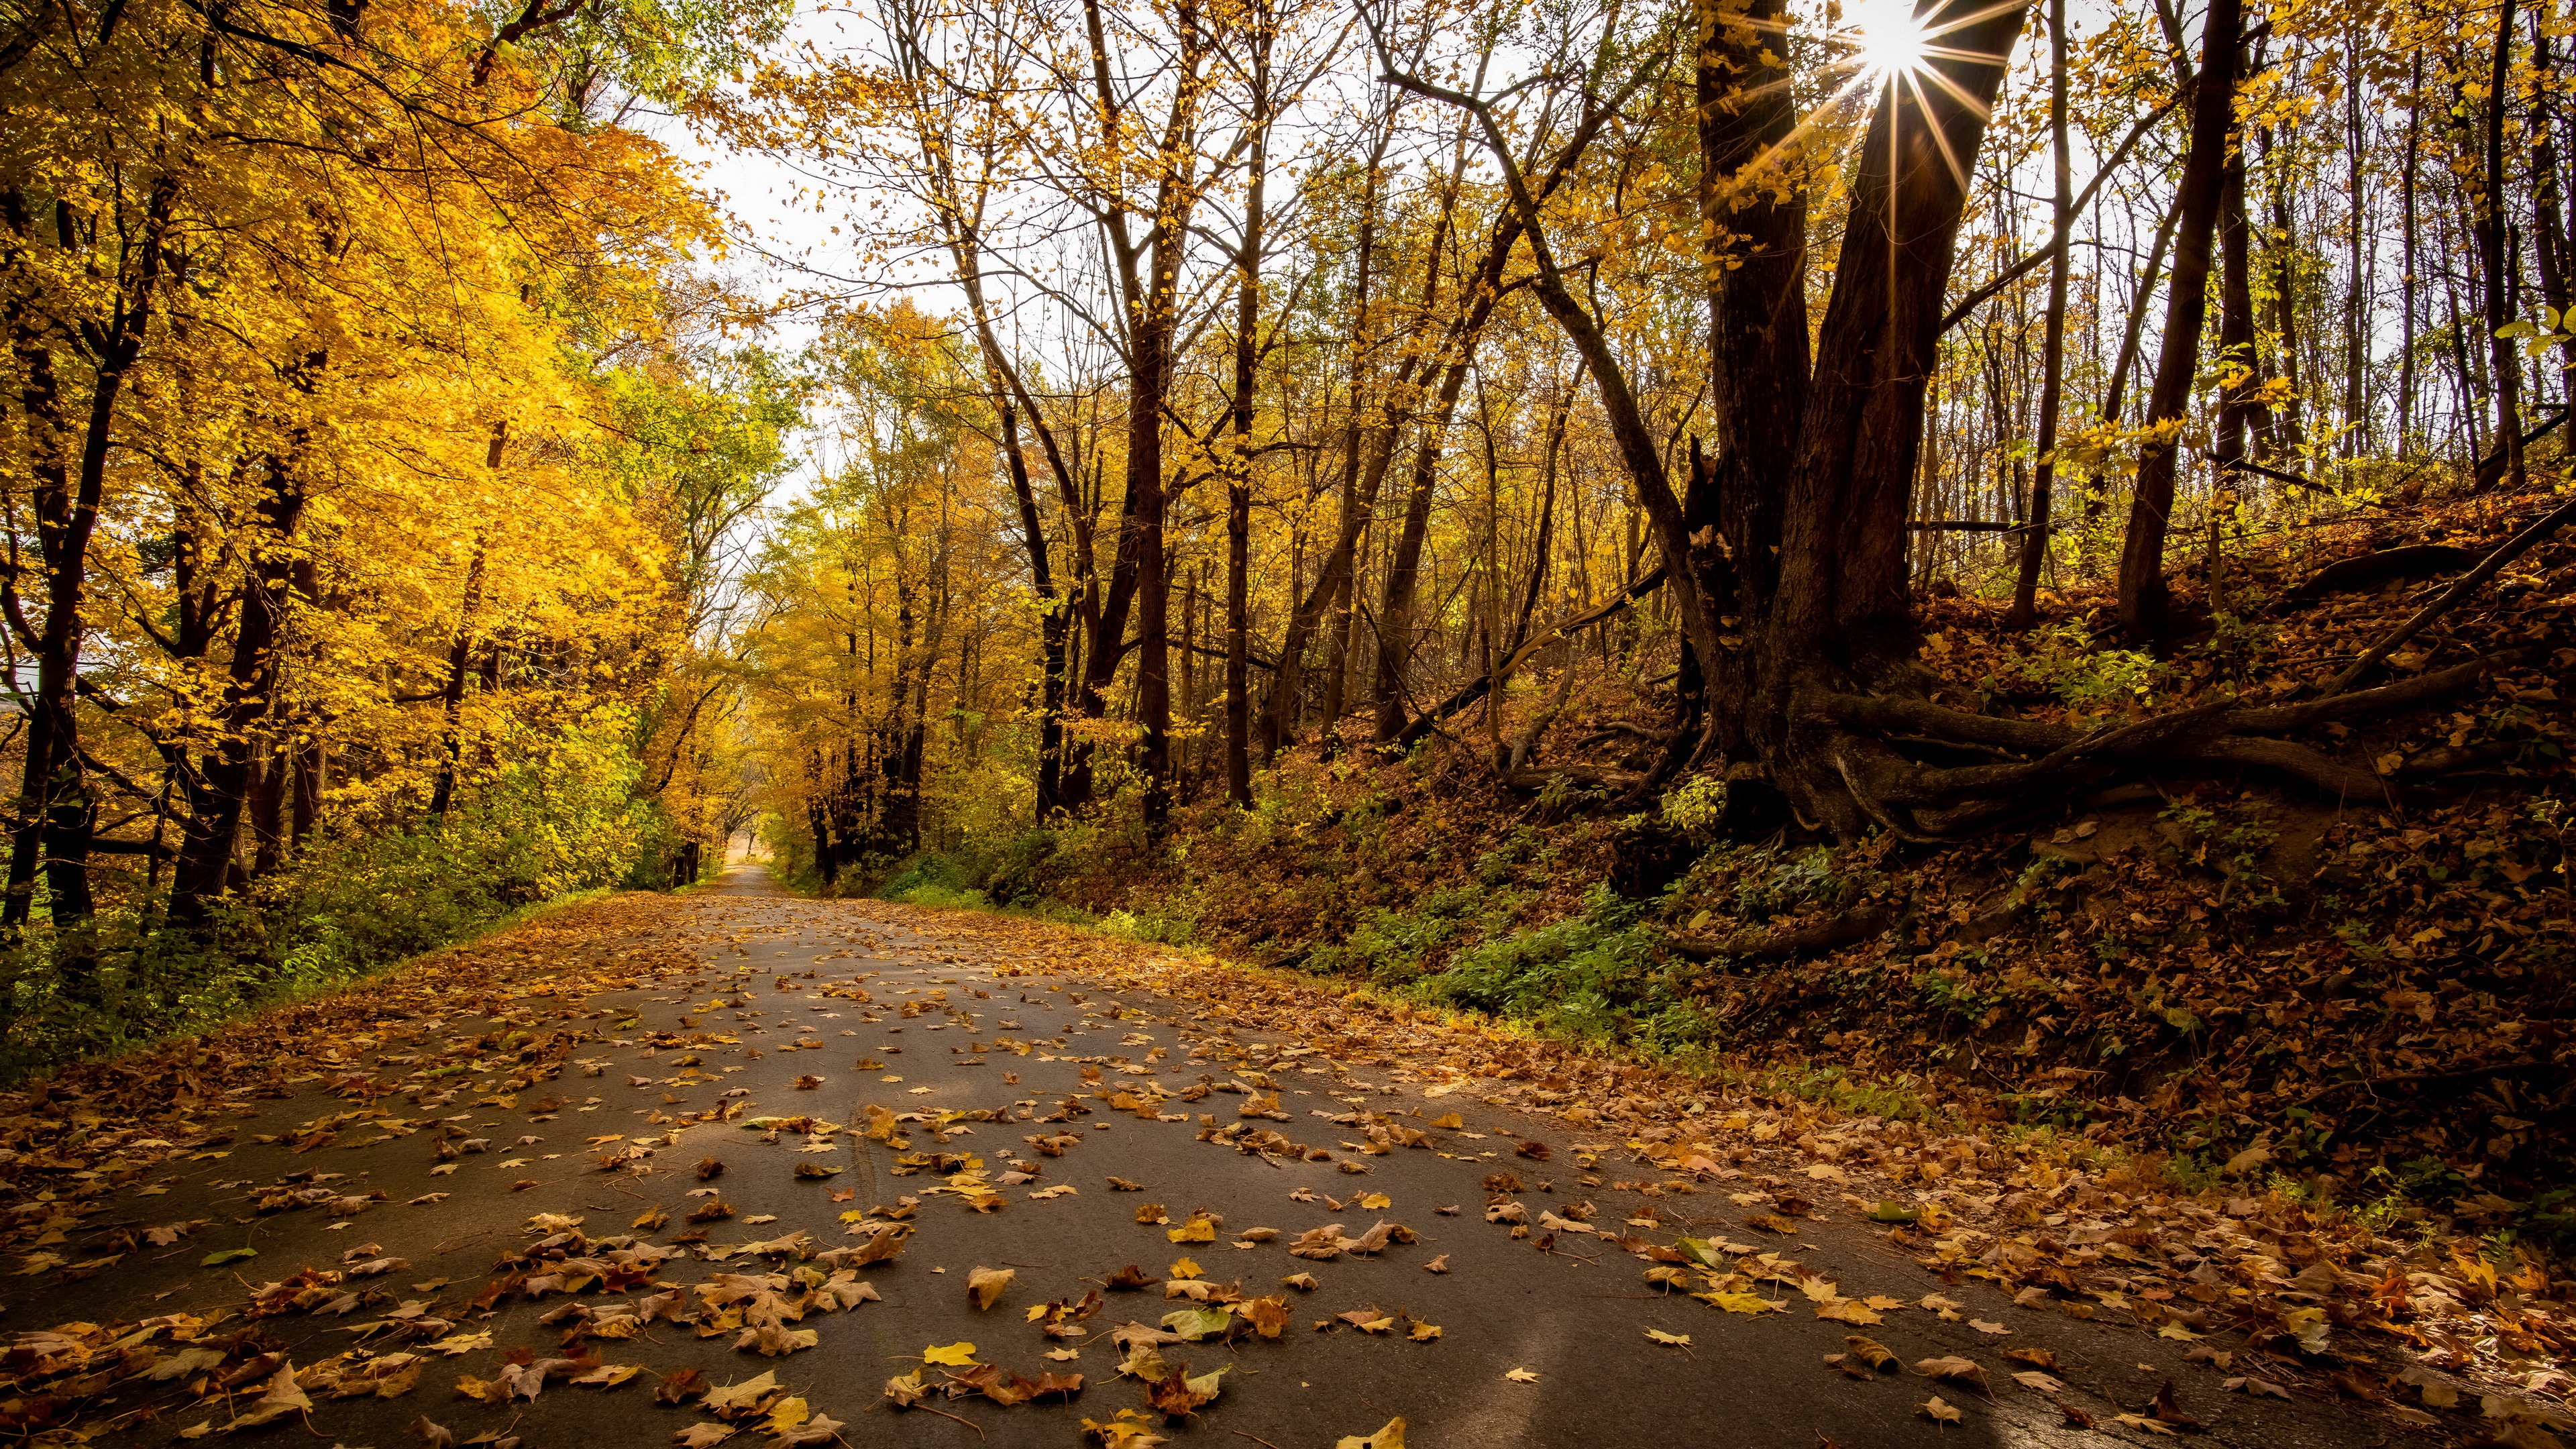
xmin=0 ymin=869 xmax=2567 ymax=1448
xmin=967 ymin=484 xmax=2576 ymax=1267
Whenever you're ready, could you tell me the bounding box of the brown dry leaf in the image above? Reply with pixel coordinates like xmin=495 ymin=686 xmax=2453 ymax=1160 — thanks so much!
xmin=1242 ymin=1296 xmax=1293 ymax=1339
xmin=2150 ymin=1379 xmax=2201 ymax=1429
xmin=1334 ymin=1417 xmax=1407 ymax=1449
xmin=655 ymin=1368 xmax=708 ymax=1404
xmin=1915 ymin=1356 xmax=1990 ymax=1393
xmin=1104 ymin=1264 xmax=1160 ymax=1291
xmin=227 ymin=1360 xmax=313 ymax=1429
xmin=847 ymin=1226 xmax=908 ymax=1267
xmin=1843 ymin=1336 xmax=1897 ymax=1371
xmin=702 ymin=1370 xmax=782 ymax=1417
xmin=967 ymin=1266 xmax=1015 ymax=1311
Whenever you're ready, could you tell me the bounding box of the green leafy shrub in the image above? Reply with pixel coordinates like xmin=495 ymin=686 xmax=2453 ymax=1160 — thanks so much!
xmin=1420 ymin=884 xmax=1674 ymax=1043
xmin=0 ymin=707 xmax=660 ymax=1081
xmin=2012 ymin=616 xmax=2165 ymax=710
xmin=1307 ymin=884 xmax=1485 ymax=985
xmin=1659 ymin=774 xmax=1730 ymax=843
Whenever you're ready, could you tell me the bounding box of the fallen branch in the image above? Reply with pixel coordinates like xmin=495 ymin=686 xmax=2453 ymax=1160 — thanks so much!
xmin=2216 ymin=455 xmax=2332 ymax=494
xmin=1908 ymin=519 xmax=2039 ymax=533
xmin=1664 ymin=902 xmax=1900 ymax=962
xmin=2322 ymin=496 xmax=2576 ymax=696
xmin=2284 ymin=1059 xmax=2554 ymax=1108
xmin=2473 ymin=406 xmax=2571 ymax=489
xmin=1398 ymin=566 xmax=1667 ymax=745
xmin=1500 ymin=764 xmax=1642 ymax=793
xmin=1576 ymin=720 xmax=1677 ymax=749
xmin=2227 ymin=650 xmax=2530 ymax=732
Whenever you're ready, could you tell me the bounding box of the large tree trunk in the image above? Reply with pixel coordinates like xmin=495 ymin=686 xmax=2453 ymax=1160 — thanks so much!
xmin=1393 ymin=0 xmax=2020 ymax=826
xmin=1690 ymin=0 xmax=1809 ymax=721
xmin=2118 ymin=0 xmax=2241 ymax=642
xmin=1756 ymin=0 xmax=2031 ymax=831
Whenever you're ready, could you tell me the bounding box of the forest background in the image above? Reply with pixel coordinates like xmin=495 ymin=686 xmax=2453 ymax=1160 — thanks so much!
xmin=6 ymin=0 xmax=2575 ymax=1240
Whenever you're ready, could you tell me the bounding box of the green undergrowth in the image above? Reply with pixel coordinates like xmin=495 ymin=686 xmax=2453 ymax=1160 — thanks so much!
xmin=0 ymin=712 xmax=682 ymax=1083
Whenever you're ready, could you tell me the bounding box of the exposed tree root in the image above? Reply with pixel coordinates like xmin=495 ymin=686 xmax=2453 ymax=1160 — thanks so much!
xmin=1764 ymin=647 xmax=2538 ymax=837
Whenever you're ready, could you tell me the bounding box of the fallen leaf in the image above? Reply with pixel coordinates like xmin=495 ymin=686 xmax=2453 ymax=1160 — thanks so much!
xmin=967 ymin=1266 xmax=1015 ymax=1311
xmin=1335 ymin=1417 xmax=1407 ymax=1449
xmin=2149 ymin=1379 xmax=2201 ymax=1429
xmin=1915 ymin=1356 xmax=1990 ymax=1393
xmin=1843 ymin=1336 xmax=1897 ymax=1371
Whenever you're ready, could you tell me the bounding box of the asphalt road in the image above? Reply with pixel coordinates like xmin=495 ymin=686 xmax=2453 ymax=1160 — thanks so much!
xmin=14 ymin=867 xmax=2412 ymax=1449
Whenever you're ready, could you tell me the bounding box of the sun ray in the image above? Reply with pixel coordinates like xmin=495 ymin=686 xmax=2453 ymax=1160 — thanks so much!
xmin=1902 ymin=66 xmax=1977 ymax=195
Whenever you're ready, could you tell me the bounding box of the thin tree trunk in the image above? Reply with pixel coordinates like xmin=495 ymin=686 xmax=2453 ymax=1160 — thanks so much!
xmin=1 ymin=177 xmax=172 ymax=967
xmin=2400 ymin=54 xmax=2424 ymax=455
xmin=1225 ymin=3 xmax=1269 ymax=806
xmin=2119 ymin=0 xmax=2241 ymax=641
xmin=169 ymin=464 xmax=308 ymax=929
xmin=2009 ymin=0 xmax=2074 ymax=629
xmin=2479 ymin=0 xmax=2526 ymax=494
xmin=2345 ymin=31 xmax=2371 ymax=459
xmin=427 ymin=530 xmax=490 ymax=818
